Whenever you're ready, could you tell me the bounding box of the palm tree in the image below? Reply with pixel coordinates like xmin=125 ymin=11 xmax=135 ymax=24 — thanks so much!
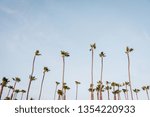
xmin=20 ymin=90 xmax=26 ymax=100
xmin=26 ymin=50 xmax=41 ymax=100
xmin=61 ymin=50 xmax=70 ymax=100
xmin=0 ymin=77 xmax=9 ymax=100
xmin=96 ymin=85 xmax=100 ymax=100
xmin=75 ymin=81 xmax=81 ymax=100
xmin=142 ymin=86 xmax=150 ymax=100
xmin=113 ymin=90 xmax=121 ymax=100
xmin=89 ymin=43 xmax=96 ymax=100
xmin=116 ymin=83 xmax=122 ymax=100
xmin=88 ymin=87 xmax=95 ymax=99
xmin=122 ymin=89 xmax=128 ymax=100
xmin=6 ymin=85 xmax=14 ymax=97
xmin=38 ymin=67 xmax=50 ymax=100
xmin=10 ymin=77 xmax=21 ymax=100
xmin=54 ymin=81 xmax=60 ymax=100
xmin=99 ymin=52 xmax=106 ymax=100
xmin=13 ymin=89 xmax=20 ymax=100
xmin=63 ymin=85 xmax=70 ymax=100
xmin=123 ymin=82 xmax=130 ymax=100
xmin=105 ymin=81 xmax=112 ymax=100
xmin=125 ymin=46 xmax=134 ymax=100
xmin=111 ymin=82 xmax=117 ymax=100
xmin=133 ymin=89 xmax=140 ymax=100
xmin=57 ymin=89 xmax=63 ymax=100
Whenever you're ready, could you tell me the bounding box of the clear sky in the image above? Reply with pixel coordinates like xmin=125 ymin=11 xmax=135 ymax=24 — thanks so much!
xmin=0 ymin=0 xmax=150 ymax=100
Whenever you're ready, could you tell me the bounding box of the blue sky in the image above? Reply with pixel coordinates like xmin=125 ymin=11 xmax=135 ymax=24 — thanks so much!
xmin=0 ymin=0 xmax=150 ymax=100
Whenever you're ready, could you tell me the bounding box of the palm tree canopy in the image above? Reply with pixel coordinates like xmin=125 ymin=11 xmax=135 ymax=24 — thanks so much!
xmin=43 ymin=67 xmax=50 ymax=72
xmin=21 ymin=90 xmax=26 ymax=93
xmin=122 ymin=89 xmax=128 ymax=93
xmin=1 ymin=77 xmax=9 ymax=86
xmin=35 ymin=50 xmax=41 ymax=56
xmin=12 ymin=77 xmax=21 ymax=82
xmin=57 ymin=90 xmax=63 ymax=95
xmin=29 ymin=76 xmax=36 ymax=81
xmin=75 ymin=81 xmax=81 ymax=85
xmin=8 ymin=85 xmax=14 ymax=89
xmin=15 ymin=89 xmax=20 ymax=93
xmin=133 ymin=89 xmax=140 ymax=93
xmin=99 ymin=52 xmax=106 ymax=58
xmin=56 ymin=81 xmax=60 ymax=85
xmin=61 ymin=51 xmax=70 ymax=57
xmin=125 ymin=46 xmax=134 ymax=54
xmin=90 ymin=43 xmax=96 ymax=51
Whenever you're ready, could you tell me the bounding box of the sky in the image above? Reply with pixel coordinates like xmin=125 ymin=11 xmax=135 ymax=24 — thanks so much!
xmin=0 ymin=0 xmax=150 ymax=100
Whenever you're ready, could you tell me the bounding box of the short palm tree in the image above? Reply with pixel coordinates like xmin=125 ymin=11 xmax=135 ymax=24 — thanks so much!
xmin=13 ymin=89 xmax=20 ymax=100
xmin=142 ymin=86 xmax=150 ymax=100
xmin=105 ymin=81 xmax=112 ymax=100
xmin=26 ymin=50 xmax=41 ymax=100
xmin=133 ymin=89 xmax=140 ymax=100
xmin=125 ymin=46 xmax=134 ymax=100
xmin=7 ymin=85 xmax=13 ymax=97
xmin=88 ymin=86 xmax=95 ymax=99
xmin=20 ymin=90 xmax=26 ymax=100
xmin=75 ymin=81 xmax=81 ymax=100
xmin=54 ymin=81 xmax=60 ymax=100
xmin=116 ymin=83 xmax=122 ymax=100
xmin=89 ymin=43 xmax=96 ymax=100
xmin=123 ymin=82 xmax=130 ymax=100
xmin=57 ymin=89 xmax=63 ymax=100
xmin=63 ymin=85 xmax=70 ymax=100
xmin=99 ymin=52 xmax=106 ymax=100
xmin=96 ymin=85 xmax=100 ymax=100
xmin=122 ymin=89 xmax=128 ymax=100
xmin=10 ymin=77 xmax=21 ymax=100
xmin=61 ymin=50 xmax=70 ymax=100
xmin=38 ymin=67 xmax=50 ymax=100
xmin=111 ymin=82 xmax=117 ymax=100
xmin=0 ymin=77 xmax=9 ymax=100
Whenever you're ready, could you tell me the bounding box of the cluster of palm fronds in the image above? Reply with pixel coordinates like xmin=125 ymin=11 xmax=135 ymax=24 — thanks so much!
xmin=0 ymin=44 xmax=149 ymax=100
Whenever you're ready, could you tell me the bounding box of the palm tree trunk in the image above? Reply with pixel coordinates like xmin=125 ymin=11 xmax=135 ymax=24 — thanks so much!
xmin=91 ymin=50 xmax=94 ymax=100
xmin=146 ymin=90 xmax=150 ymax=100
xmin=125 ymin=85 xmax=129 ymax=100
xmin=113 ymin=86 xmax=116 ymax=100
xmin=76 ymin=84 xmax=78 ymax=100
xmin=61 ymin=57 xmax=65 ymax=100
xmin=54 ymin=85 xmax=58 ymax=100
xmin=107 ymin=90 xmax=110 ymax=100
xmin=10 ymin=82 xmax=16 ymax=100
xmin=136 ymin=93 xmax=138 ymax=100
xmin=100 ymin=57 xmax=103 ymax=100
xmin=38 ymin=72 xmax=46 ymax=100
xmin=21 ymin=93 xmax=24 ymax=100
xmin=0 ymin=85 xmax=4 ymax=100
xmin=64 ymin=90 xmax=66 ymax=100
xmin=124 ymin=92 xmax=127 ymax=100
xmin=58 ymin=95 xmax=61 ymax=100
xmin=7 ymin=88 xmax=11 ymax=97
xmin=127 ymin=54 xmax=133 ymax=100
xmin=97 ymin=91 xmax=99 ymax=100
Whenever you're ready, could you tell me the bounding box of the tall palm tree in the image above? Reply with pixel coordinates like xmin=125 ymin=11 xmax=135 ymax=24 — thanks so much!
xmin=99 ymin=52 xmax=106 ymax=100
xmin=75 ymin=81 xmax=81 ymax=100
xmin=57 ymin=89 xmax=63 ymax=100
xmin=6 ymin=85 xmax=14 ymax=97
xmin=38 ymin=67 xmax=50 ymax=100
xmin=133 ymin=89 xmax=140 ymax=100
xmin=123 ymin=82 xmax=130 ymax=100
xmin=10 ymin=77 xmax=21 ymax=100
xmin=54 ymin=81 xmax=60 ymax=100
xmin=26 ymin=50 xmax=41 ymax=100
xmin=122 ymin=89 xmax=128 ymax=100
xmin=111 ymin=82 xmax=117 ymax=100
xmin=89 ymin=43 xmax=96 ymax=100
xmin=142 ymin=86 xmax=150 ymax=100
xmin=105 ymin=81 xmax=112 ymax=100
xmin=125 ymin=46 xmax=134 ymax=100
xmin=13 ymin=89 xmax=20 ymax=100
xmin=20 ymin=90 xmax=26 ymax=100
xmin=0 ymin=77 xmax=9 ymax=100
xmin=61 ymin=50 xmax=70 ymax=100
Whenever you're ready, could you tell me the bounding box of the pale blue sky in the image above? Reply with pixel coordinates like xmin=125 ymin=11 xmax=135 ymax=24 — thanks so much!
xmin=0 ymin=0 xmax=150 ymax=100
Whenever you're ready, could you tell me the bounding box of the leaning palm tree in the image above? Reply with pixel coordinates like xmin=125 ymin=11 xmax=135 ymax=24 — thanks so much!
xmin=125 ymin=46 xmax=134 ymax=100
xmin=13 ymin=89 xmax=20 ymax=100
xmin=142 ymin=86 xmax=150 ymax=100
xmin=10 ymin=77 xmax=21 ymax=100
xmin=122 ymin=89 xmax=128 ymax=100
xmin=54 ymin=81 xmax=60 ymax=100
xmin=0 ymin=77 xmax=9 ymax=100
xmin=75 ymin=81 xmax=81 ymax=100
xmin=57 ymin=89 xmax=63 ymax=100
xmin=105 ymin=81 xmax=112 ymax=100
xmin=133 ymin=89 xmax=140 ymax=100
xmin=38 ymin=67 xmax=50 ymax=100
xmin=26 ymin=50 xmax=41 ymax=100
xmin=20 ymin=90 xmax=26 ymax=100
xmin=123 ymin=82 xmax=130 ymax=100
xmin=6 ymin=85 xmax=13 ymax=97
xmin=61 ymin=50 xmax=70 ymax=100
xmin=89 ymin=43 xmax=96 ymax=100
xmin=99 ymin=52 xmax=106 ymax=100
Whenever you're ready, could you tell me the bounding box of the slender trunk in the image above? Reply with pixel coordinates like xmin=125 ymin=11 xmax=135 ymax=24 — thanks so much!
xmin=127 ymin=54 xmax=133 ymax=100
xmin=21 ymin=93 xmax=24 ymax=100
xmin=97 ymin=91 xmax=99 ymax=100
xmin=10 ymin=82 xmax=17 ymax=100
xmin=76 ymin=84 xmax=78 ymax=100
xmin=54 ymin=85 xmax=58 ymax=100
xmin=58 ymin=95 xmax=61 ymax=100
xmin=26 ymin=55 xmax=36 ymax=100
xmin=125 ymin=85 xmax=129 ymax=100
xmin=136 ymin=93 xmax=138 ymax=100
xmin=7 ymin=88 xmax=11 ymax=97
xmin=38 ymin=72 xmax=46 ymax=100
xmin=13 ymin=93 xmax=18 ymax=100
xmin=0 ymin=85 xmax=4 ymax=100
xmin=100 ymin=57 xmax=103 ymax=100
xmin=64 ymin=90 xmax=66 ymax=100
xmin=61 ymin=57 xmax=65 ymax=100
xmin=91 ymin=50 xmax=94 ymax=100
xmin=113 ymin=86 xmax=116 ymax=100
xmin=107 ymin=90 xmax=110 ymax=100
xmin=124 ymin=92 xmax=127 ymax=100
xmin=146 ymin=90 xmax=150 ymax=100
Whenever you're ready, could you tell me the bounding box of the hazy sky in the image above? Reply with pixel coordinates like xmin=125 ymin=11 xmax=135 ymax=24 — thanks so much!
xmin=0 ymin=0 xmax=150 ymax=100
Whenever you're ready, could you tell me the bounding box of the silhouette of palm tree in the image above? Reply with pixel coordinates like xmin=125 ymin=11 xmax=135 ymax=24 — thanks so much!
xmin=75 ymin=81 xmax=81 ymax=100
xmin=57 ymin=89 xmax=63 ymax=100
xmin=142 ymin=86 xmax=150 ymax=100
xmin=123 ymin=82 xmax=130 ymax=100
xmin=0 ymin=77 xmax=9 ymax=100
xmin=105 ymin=81 xmax=112 ymax=100
xmin=54 ymin=81 xmax=60 ymax=100
xmin=133 ymin=89 xmax=140 ymax=100
xmin=20 ymin=90 xmax=26 ymax=100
